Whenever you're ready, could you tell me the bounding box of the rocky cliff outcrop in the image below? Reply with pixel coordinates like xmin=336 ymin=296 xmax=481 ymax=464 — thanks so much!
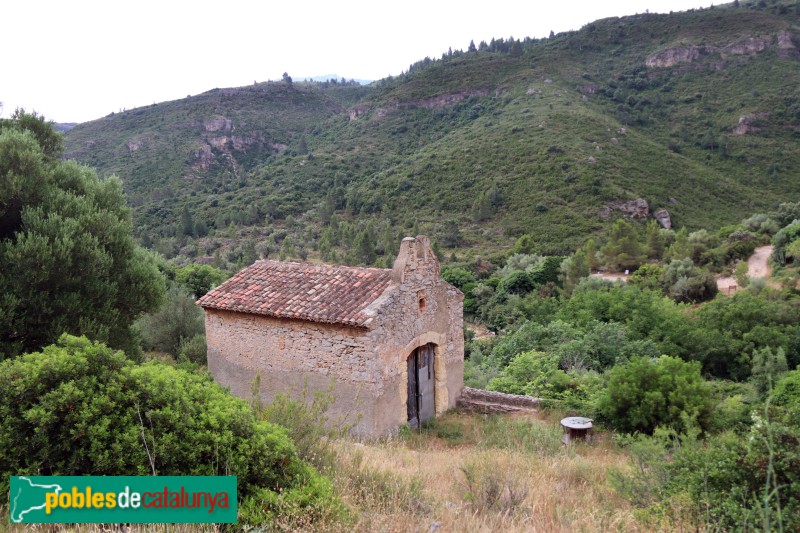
xmin=349 ymin=89 xmax=490 ymax=121
xmin=645 ymin=46 xmax=705 ymax=68
xmin=127 ymin=140 xmax=143 ymax=152
xmin=349 ymin=104 xmax=371 ymax=121
xmin=192 ymin=144 xmax=214 ymax=169
xmin=653 ymin=208 xmax=672 ymax=229
xmin=600 ymin=199 xmax=673 ymax=227
xmin=733 ymin=112 xmax=769 ymax=135
xmin=208 ymin=135 xmax=259 ymax=151
xmin=202 ymin=116 xmax=233 ymax=132
xmin=268 ymin=141 xmax=288 ymax=153
xmin=722 ymin=37 xmax=771 ymax=58
xmin=648 ymin=32 xmax=797 ymax=71
xmin=777 ymin=30 xmax=799 ymax=59
xmin=417 ymin=89 xmax=490 ymax=109
xmin=600 ymin=198 xmax=650 ymax=219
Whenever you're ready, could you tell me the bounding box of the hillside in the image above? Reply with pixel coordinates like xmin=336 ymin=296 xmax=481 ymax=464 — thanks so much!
xmin=64 ymin=1 xmax=800 ymax=261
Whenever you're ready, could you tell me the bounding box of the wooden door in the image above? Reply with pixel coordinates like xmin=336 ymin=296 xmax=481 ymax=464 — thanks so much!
xmin=407 ymin=344 xmax=436 ymax=428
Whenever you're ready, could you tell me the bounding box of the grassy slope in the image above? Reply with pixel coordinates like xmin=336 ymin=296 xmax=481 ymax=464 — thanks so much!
xmin=64 ymin=2 xmax=800 ymax=257
xmin=330 ymin=410 xmax=656 ymax=532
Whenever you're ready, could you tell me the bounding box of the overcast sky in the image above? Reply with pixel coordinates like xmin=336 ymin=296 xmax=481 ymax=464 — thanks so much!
xmin=2 ymin=0 xmax=717 ymax=124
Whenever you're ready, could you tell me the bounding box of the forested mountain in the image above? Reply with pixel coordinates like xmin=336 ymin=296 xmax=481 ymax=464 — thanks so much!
xmin=64 ymin=1 xmax=800 ymax=263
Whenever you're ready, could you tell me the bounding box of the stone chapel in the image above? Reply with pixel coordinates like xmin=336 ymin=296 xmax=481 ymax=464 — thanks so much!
xmin=196 ymin=235 xmax=464 ymax=436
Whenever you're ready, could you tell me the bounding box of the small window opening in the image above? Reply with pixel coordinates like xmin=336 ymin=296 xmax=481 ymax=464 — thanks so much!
xmin=418 ymin=290 xmax=427 ymax=314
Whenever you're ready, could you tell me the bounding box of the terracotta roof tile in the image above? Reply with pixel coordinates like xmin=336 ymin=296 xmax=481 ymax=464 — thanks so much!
xmin=196 ymin=260 xmax=392 ymax=327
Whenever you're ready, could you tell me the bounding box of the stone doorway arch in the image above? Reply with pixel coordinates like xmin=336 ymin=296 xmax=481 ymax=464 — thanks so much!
xmin=407 ymin=344 xmax=435 ymax=428
xmin=399 ymin=332 xmax=449 ymax=428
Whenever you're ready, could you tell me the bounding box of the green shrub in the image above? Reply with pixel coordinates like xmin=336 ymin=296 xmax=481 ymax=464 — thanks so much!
xmin=742 ymin=213 xmax=779 ymax=235
xmin=613 ymin=418 xmax=800 ymax=530
xmin=253 ymin=379 xmax=345 ymax=475
xmin=771 ymin=202 xmax=800 ymax=227
xmin=497 ymin=270 xmax=536 ymax=296
xmin=174 ymin=263 xmax=228 ymax=299
xmin=662 ymin=259 xmax=718 ymax=303
xmin=693 ymin=291 xmax=800 ymax=379
xmin=441 ymin=266 xmax=477 ymax=289
xmin=773 ymin=368 xmax=800 ymax=409
xmin=751 ymin=346 xmax=788 ymax=396
xmin=137 ymin=284 xmax=204 ymax=356
xmin=667 ymin=270 xmax=718 ymax=303
xmin=463 ymin=343 xmax=502 ymax=389
xmin=772 ymin=220 xmax=800 ymax=264
xmin=734 ymin=260 xmax=750 ymax=287
xmin=488 ymin=350 xmax=568 ymax=396
xmin=488 ymin=350 xmax=605 ymax=415
xmin=558 ymin=283 xmax=694 ymax=359
xmin=178 ymin=333 xmax=207 ymax=365
xmin=706 ymin=380 xmax=756 ymax=434
xmin=0 ymin=334 xmax=338 ymax=525
xmin=628 ymin=263 xmax=663 ymax=291
xmin=598 ymin=355 xmax=713 ymax=434
xmin=666 ymin=417 xmax=800 ymax=530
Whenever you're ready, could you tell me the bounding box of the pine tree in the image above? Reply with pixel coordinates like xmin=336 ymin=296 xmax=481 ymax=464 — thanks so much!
xmin=471 ymin=192 xmax=489 ymax=222
xmin=561 ymin=249 xmax=590 ymax=295
xmin=645 ymin=220 xmax=665 ymax=260
xmin=665 ymin=227 xmax=692 ymax=261
xmin=601 ymin=219 xmax=645 ymax=271
xmin=180 ymin=206 xmax=194 ymax=237
xmin=354 ymin=226 xmax=376 ymax=265
xmin=584 ymin=238 xmax=600 ymax=271
xmin=279 ymin=237 xmax=295 ymax=260
xmin=297 ymin=136 xmax=308 ymax=155
xmin=751 ymin=346 xmax=788 ymax=395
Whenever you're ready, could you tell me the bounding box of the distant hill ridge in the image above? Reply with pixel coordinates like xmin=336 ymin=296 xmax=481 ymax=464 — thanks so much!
xmin=64 ymin=1 xmax=800 ymax=258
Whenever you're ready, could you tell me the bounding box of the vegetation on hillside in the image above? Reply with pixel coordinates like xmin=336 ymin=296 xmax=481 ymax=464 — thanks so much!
xmin=64 ymin=1 xmax=800 ymax=268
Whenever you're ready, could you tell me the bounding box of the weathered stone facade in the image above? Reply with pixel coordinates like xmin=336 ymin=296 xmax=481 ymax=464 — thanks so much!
xmin=199 ymin=236 xmax=464 ymax=437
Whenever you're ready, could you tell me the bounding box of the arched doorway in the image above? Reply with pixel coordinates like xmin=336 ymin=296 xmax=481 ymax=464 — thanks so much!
xmin=407 ymin=343 xmax=436 ymax=428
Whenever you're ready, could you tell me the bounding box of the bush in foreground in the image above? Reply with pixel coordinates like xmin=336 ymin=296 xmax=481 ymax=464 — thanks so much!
xmin=0 ymin=334 xmax=341 ymax=526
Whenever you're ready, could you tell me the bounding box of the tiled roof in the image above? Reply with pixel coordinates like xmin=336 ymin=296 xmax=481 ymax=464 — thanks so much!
xmin=196 ymin=260 xmax=392 ymax=327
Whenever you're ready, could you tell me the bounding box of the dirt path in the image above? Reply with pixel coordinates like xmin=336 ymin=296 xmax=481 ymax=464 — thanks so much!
xmin=717 ymin=244 xmax=773 ymax=293
xmin=589 ymin=272 xmax=629 ymax=282
xmin=748 ymin=245 xmax=773 ymax=279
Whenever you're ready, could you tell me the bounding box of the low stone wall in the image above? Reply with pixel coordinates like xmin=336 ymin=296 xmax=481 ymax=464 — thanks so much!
xmin=457 ymin=386 xmax=540 ymax=413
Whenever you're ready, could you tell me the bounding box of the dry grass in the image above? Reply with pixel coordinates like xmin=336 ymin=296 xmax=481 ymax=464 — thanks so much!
xmin=328 ymin=410 xmax=653 ymax=533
